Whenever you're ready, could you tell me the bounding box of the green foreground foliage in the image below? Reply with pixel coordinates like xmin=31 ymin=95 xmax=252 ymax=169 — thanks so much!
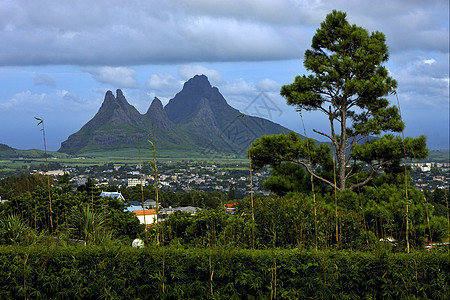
xmin=0 ymin=246 xmax=448 ymax=299
xmin=0 ymin=173 xmax=448 ymax=250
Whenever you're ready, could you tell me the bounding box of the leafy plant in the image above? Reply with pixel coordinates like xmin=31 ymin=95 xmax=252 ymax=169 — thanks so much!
xmin=68 ymin=204 xmax=107 ymax=245
xmin=0 ymin=214 xmax=34 ymax=245
xmin=35 ymin=117 xmax=54 ymax=231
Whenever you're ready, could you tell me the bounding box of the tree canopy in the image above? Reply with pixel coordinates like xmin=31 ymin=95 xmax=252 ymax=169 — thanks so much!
xmin=249 ymin=10 xmax=428 ymax=191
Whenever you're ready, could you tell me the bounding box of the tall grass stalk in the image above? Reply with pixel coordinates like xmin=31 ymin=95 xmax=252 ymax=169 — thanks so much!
xmin=415 ymin=168 xmax=432 ymax=243
xmin=148 ymin=139 xmax=159 ymax=234
xmin=249 ymin=156 xmax=255 ymax=250
xmin=35 ymin=117 xmax=53 ymax=232
xmin=239 ymin=114 xmax=255 ymax=250
xmin=149 ymin=127 xmax=165 ymax=295
xmin=446 ymin=189 xmax=449 ymax=255
xmin=138 ymin=144 xmax=148 ymax=244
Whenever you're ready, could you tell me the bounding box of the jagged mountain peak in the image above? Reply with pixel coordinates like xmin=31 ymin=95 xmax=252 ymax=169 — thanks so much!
xmin=97 ymin=89 xmax=142 ymax=122
xmin=58 ymin=75 xmax=296 ymax=156
xmin=145 ymin=97 xmax=175 ymax=130
xmin=103 ymin=89 xmax=124 ymax=99
xmin=147 ymin=97 xmax=164 ymax=113
xmin=164 ymin=74 xmax=228 ymax=124
xmin=101 ymin=89 xmax=128 ymax=108
xmin=182 ymin=74 xmax=212 ymax=92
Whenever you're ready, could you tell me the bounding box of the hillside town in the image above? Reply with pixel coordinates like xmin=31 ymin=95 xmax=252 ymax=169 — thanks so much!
xmin=26 ymin=158 xmax=449 ymax=195
xmin=409 ymin=162 xmax=450 ymax=191
xmin=39 ymin=160 xmax=270 ymax=199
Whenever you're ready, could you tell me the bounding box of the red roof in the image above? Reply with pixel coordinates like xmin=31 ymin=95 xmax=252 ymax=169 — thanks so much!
xmin=133 ymin=209 xmax=157 ymax=216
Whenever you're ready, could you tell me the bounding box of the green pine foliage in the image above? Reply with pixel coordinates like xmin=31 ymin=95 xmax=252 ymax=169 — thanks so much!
xmin=251 ymin=10 xmax=428 ymax=191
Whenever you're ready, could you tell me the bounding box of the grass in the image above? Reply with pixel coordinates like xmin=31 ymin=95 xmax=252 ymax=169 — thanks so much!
xmin=426 ymin=149 xmax=450 ymax=162
xmin=1 ymin=146 xmax=447 ymax=178
xmin=0 ymin=150 xmax=251 ymax=178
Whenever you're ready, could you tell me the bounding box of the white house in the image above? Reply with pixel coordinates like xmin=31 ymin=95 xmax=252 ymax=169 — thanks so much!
xmin=128 ymin=178 xmax=147 ymax=187
xmin=100 ymin=191 xmax=125 ymax=202
xmin=133 ymin=209 xmax=158 ymax=227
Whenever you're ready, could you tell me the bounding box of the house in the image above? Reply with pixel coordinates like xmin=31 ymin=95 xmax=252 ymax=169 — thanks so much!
xmin=45 ymin=169 xmax=67 ymax=176
xmin=143 ymin=199 xmax=159 ymax=209
xmin=100 ymin=191 xmax=125 ymax=202
xmin=133 ymin=209 xmax=158 ymax=227
xmin=128 ymin=178 xmax=147 ymax=187
xmin=224 ymin=202 xmax=237 ymax=214
xmin=127 ymin=199 xmax=161 ymax=209
xmin=173 ymin=206 xmax=200 ymax=214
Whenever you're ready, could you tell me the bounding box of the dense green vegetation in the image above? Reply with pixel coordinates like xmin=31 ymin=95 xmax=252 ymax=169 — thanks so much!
xmin=0 ymin=246 xmax=448 ymax=299
xmin=0 ymin=172 xmax=448 ymax=297
xmin=0 ymin=172 xmax=448 ymax=250
xmin=0 ymin=174 xmax=145 ymax=246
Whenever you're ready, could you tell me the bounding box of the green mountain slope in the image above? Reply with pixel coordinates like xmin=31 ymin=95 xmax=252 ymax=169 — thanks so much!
xmin=57 ymin=75 xmax=300 ymax=157
xmin=164 ymin=75 xmax=294 ymax=156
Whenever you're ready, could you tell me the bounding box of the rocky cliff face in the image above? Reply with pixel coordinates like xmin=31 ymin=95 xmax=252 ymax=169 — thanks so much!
xmin=163 ymin=74 xmax=292 ymax=155
xmin=144 ymin=97 xmax=175 ymax=130
xmin=59 ymin=89 xmax=152 ymax=154
xmin=165 ymin=75 xmax=230 ymax=125
xmin=58 ymin=75 xmax=295 ymax=156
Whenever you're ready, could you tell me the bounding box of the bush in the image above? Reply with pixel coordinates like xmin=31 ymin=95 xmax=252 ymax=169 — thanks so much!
xmin=0 ymin=246 xmax=448 ymax=299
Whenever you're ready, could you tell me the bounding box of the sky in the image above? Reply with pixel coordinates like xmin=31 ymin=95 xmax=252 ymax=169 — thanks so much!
xmin=0 ymin=0 xmax=448 ymax=151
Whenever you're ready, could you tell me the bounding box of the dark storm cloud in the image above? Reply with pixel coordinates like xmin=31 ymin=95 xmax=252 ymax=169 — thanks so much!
xmin=0 ymin=0 xmax=447 ymax=66
xmin=0 ymin=0 xmax=307 ymax=66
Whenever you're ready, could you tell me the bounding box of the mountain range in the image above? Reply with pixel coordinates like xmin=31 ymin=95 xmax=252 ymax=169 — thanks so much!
xmin=58 ymin=75 xmax=296 ymax=157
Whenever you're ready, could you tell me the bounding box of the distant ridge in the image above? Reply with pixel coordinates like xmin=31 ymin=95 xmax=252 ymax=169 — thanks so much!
xmin=58 ymin=75 xmax=297 ymax=157
xmin=0 ymin=143 xmax=68 ymax=159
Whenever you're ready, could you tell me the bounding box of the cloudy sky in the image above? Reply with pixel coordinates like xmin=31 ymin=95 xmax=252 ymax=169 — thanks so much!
xmin=0 ymin=0 xmax=448 ymax=151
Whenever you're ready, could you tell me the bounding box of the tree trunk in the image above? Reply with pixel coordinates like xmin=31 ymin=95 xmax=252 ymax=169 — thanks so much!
xmin=338 ymin=107 xmax=347 ymax=191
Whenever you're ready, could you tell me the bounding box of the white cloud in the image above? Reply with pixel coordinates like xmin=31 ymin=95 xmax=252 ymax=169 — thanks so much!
xmin=1 ymin=89 xmax=93 ymax=114
xmin=391 ymin=54 xmax=449 ymax=109
xmin=0 ymin=91 xmax=43 ymax=111
xmin=0 ymin=1 xmax=307 ymax=65
xmin=82 ymin=66 xmax=138 ymax=88
xmin=256 ymin=78 xmax=281 ymax=92
xmin=144 ymin=73 xmax=184 ymax=103
xmin=146 ymin=73 xmax=179 ymax=91
xmin=178 ymin=65 xmax=224 ymax=85
xmin=221 ymin=78 xmax=257 ymax=97
xmin=60 ymin=89 xmax=82 ymax=103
